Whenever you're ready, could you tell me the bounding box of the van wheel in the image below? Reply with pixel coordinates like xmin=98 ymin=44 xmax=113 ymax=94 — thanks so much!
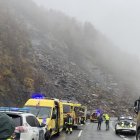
xmin=115 ymin=130 xmax=119 ymax=135
xmin=45 ymin=131 xmax=51 ymax=140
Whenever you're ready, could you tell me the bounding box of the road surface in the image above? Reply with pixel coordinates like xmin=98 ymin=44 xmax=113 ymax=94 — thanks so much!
xmin=51 ymin=119 xmax=136 ymax=140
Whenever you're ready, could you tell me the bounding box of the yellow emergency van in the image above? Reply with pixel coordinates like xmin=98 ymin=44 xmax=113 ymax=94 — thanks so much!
xmin=62 ymin=101 xmax=87 ymax=127
xmin=80 ymin=106 xmax=87 ymax=124
xmin=24 ymin=95 xmax=63 ymax=140
xmin=62 ymin=101 xmax=74 ymax=127
xmin=73 ymin=103 xmax=86 ymax=126
xmin=62 ymin=102 xmax=73 ymax=118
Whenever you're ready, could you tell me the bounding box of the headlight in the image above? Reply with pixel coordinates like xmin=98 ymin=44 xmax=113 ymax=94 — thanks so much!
xmin=128 ymin=122 xmax=136 ymax=128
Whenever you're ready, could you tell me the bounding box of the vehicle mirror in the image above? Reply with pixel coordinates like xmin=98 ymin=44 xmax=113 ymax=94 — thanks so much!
xmin=52 ymin=114 xmax=56 ymax=119
xmin=134 ymin=100 xmax=139 ymax=114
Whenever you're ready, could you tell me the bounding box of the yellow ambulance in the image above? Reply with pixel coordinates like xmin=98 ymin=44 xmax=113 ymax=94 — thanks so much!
xmin=24 ymin=94 xmax=63 ymax=140
xmin=62 ymin=101 xmax=87 ymax=127
xmin=62 ymin=101 xmax=74 ymax=127
xmin=73 ymin=103 xmax=86 ymax=126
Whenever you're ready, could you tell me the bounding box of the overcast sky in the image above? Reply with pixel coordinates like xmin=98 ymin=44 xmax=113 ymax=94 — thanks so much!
xmin=34 ymin=0 xmax=140 ymax=56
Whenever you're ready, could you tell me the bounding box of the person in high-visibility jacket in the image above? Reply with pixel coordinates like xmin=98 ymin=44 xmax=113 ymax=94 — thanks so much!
xmin=104 ymin=114 xmax=110 ymax=130
xmin=65 ymin=113 xmax=73 ymax=134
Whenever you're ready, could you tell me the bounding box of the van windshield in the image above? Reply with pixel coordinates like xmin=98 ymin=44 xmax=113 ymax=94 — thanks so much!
xmin=26 ymin=106 xmax=52 ymax=118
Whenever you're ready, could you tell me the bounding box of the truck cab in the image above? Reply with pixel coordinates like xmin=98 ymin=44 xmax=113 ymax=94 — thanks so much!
xmin=24 ymin=96 xmax=63 ymax=140
xmin=134 ymin=98 xmax=140 ymax=140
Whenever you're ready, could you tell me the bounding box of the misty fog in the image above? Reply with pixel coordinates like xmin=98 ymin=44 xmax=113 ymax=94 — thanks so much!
xmin=0 ymin=0 xmax=139 ymax=113
xmin=33 ymin=0 xmax=140 ymax=99
xmin=34 ymin=0 xmax=140 ymax=56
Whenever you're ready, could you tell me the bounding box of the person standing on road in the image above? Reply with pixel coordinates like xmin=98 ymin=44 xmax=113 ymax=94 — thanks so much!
xmin=104 ymin=114 xmax=110 ymax=130
xmin=97 ymin=114 xmax=103 ymax=130
xmin=65 ymin=113 xmax=73 ymax=134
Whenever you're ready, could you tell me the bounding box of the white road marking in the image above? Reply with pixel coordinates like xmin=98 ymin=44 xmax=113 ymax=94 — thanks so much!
xmin=120 ymin=135 xmax=125 ymax=138
xmin=120 ymin=135 xmax=129 ymax=140
xmin=78 ymin=130 xmax=83 ymax=138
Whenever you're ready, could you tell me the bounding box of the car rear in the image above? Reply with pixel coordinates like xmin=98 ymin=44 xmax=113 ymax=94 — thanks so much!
xmin=115 ymin=120 xmax=136 ymax=135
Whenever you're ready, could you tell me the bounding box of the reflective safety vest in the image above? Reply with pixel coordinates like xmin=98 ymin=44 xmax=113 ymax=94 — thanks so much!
xmin=68 ymin=117 xmax=73 ymax=125
xmin=66 ymin=116 xmax=73 ymax=125
xmin=105 ymin=114 xmax=110 ymax=121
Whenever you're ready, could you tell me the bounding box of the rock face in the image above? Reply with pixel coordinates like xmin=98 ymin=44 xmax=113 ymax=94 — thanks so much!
xmin=0 ymin=0 xmax=137 ymax=116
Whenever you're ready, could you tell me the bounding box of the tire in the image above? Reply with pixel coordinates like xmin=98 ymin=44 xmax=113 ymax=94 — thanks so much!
xmin=136 ymin=129 xmax=140 ymax=140
xmin=45 ymin=131 xmax=51 ymax=140
xmin=115 ymin=130 xmax=119 ymax=135
xmin=133 ymin=131 xmax=136 ymax=136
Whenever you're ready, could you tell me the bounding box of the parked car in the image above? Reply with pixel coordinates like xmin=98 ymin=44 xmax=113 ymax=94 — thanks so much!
xmin=115 ymin=118 xmax=136 ymax=135
xmin=0 ymin=110 xmax=45 ymax=140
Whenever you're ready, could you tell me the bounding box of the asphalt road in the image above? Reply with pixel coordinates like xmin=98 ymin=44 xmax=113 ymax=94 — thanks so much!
xmin=51 ymin=119 xmax=136 ymax=140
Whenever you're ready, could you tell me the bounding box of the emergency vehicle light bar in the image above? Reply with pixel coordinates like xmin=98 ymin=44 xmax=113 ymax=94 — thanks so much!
xmin=31 ymin=93 xmax=46 ymax=99
xmin=0 ymin=107 xmax=30 ymax=112
xmin=0 ymin=107 xmax=10 ymax=111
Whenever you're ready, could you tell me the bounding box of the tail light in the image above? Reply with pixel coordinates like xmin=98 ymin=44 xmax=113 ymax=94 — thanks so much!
xmin=15 ymin=126 xmax=28 ymax=133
